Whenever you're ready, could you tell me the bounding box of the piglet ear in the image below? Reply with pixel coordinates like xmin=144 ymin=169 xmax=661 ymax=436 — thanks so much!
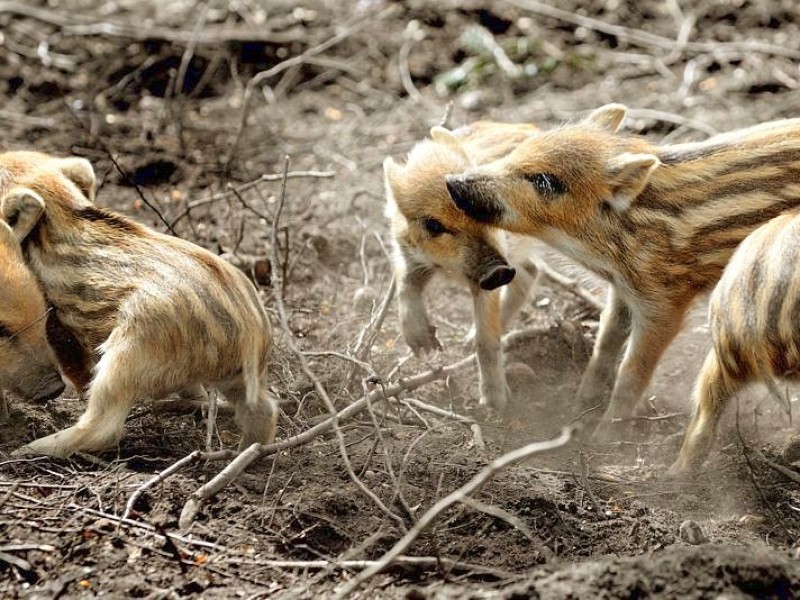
xmin=430 ymin=126 xmax=461 ymax=147
xmin=53 ymin=157 xmax=96 ymax=203
xmin=606 ymin=153 xmax=659 ymax=211
xmin=383 ymin=156 xmax=405 ymax=186
xmin=0 ymin=220 xmax=23 ymax=259
xmin=584 ymin=103 xmax=627 ymax=133
xmin=430 ymin=126 xmax=471 ymax=160
xmin=383 ymin=157 xmax=405 ymax=218
xmin=0 ymin=187 xmax=46 ymax=242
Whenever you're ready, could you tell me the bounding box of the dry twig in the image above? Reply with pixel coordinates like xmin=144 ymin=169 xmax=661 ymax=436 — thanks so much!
xmin=225 ymin=6 xmax=398 ymax=168
xmin=123 ymin=451 xmax=202 ymax=521
xmin=750 ymin=447 xmax=800 ymax=486
xmin=336 ymin=425 xmax=578 ymax=596
xmin=179 ymin=325 xmax=551 ymax=527
xmin=170 ymin=169 xmax=335 ymax=228
xmin=180 ymin=156 xmax=406 ymax=531
xmin=536 ymin=261 xmax=604 ymax=313
xmin=502 ymin=0 xmax=800 ymax=60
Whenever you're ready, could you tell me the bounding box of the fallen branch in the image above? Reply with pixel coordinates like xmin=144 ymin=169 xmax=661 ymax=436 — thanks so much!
xmin=178 ymin=342 xmax=474 ymax=528
xmin=269 ymin=156 xmax=407 ymax=531
xmin=178 ymin=325 xmax=551 ymax=528
xmin=335 ymin=425 xmax=578 ymax=597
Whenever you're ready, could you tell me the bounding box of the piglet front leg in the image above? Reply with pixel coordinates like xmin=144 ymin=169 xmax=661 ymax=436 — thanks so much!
xmin=397 ymin=263 xmax=441 ymax=355
xmin=472 ymin=288 xmax=508 ymax=411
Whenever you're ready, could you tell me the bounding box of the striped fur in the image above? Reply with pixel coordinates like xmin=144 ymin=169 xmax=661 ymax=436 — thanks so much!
xmin=670 ymin=208 xmax=800 ymax=473
xmin=445 ymin=104 xmax=800 ymax=438
xmin=0 ymin=151 xmax=276 ymax=457
xmin=0 ymin=220 xmax=64 ymax=403
xmin=384 ymin=121 xmax=540 ymax=410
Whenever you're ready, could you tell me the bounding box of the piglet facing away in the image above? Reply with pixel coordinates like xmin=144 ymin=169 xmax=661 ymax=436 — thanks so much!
xmin=384 ymin=121 xmax=541 ymax=411
xmin=0 ymin=219 xmax=65 ymax=404
xmin=0 ymin=151 xmax=277 ymax=457
xmin=669 ymin=209 xmax=800 ymax=475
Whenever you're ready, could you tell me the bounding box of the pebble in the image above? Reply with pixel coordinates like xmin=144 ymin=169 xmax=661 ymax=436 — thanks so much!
xmin=679 ymin=519 xmax=708 ymax=545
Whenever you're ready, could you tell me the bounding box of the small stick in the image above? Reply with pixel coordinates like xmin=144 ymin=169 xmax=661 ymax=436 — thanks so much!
xmin=626 ymin=107 xmax=717 ymax=137
xmin=536 ymin=260 xmax=604 ymax=313
xmin=241 ymin=556 xmax=512 ymax=578
xmin=437 ymin=102 xmax=455 ymax=129
xmin=578 ymin=451 xmax=603 ymax=514
xmin=170 ymin=170 xmax=335 ymax=228
xmin=399 ymin=21 xmax=425 ymax=104
xmin=69 ymin=503 xmax=225 ymax=552
xmin=750 ymin=447 xmax=800 ymax=485
xmin=335 ymin=426 xmax=578 ymax=596
xmin=123 ymin=451 xmax=202 ymax=520
xmin=503 ymin=0 xmax=800 ymax=60
xmin=402 ymin=397 xmax=476 ymax=424
xmin=0 ymin=1 xmax=303 ymax=45
xmin=609 ymin=411 xmax=685 ymax=423
xmin=225 ymin=7 xmax=398 ymax=168
xmin=302 ymin=351 xmax=373 ymax=373
xmin=350 ymin=279 xmax=396 ymax=368
xmin=362 ymin=379 xmax=416 ymax=523
xmin=0 ymin=482 xmax=20 ymax=511
xmin=0 ymin=544 xmax=56 ymax=553
xmin=0 ymin=551 xmax=32 ymax=573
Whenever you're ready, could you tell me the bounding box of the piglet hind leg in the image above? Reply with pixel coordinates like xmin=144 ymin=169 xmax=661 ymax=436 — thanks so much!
xmin=576 ymin=286 xmax=631 ymax=415
xmin=591 ymin=313 xmax=682 ymax=443
xmin=668 ymin=348 xmax=742 ymax=477
xmin=14 ymin=352 xmax=137 ymax=457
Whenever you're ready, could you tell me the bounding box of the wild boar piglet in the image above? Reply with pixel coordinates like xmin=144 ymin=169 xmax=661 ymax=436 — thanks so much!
xmin=0 ymin=151 xmax=277 ymax=457
xmin=0 ymin=219 xmax=64 ymax=405
xmin=384 ymin=121 xmax=541 ymax=410
xmin=670 ymin=208 xmax=800 ymax=474
xmin=445 ymin=104 xmax=800 ymax=438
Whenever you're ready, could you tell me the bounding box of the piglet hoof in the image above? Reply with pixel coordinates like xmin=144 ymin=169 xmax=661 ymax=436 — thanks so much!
xmin=664 ymin=462 xmax=690 ymax=480
xmin=479 ymin=385 xmax=509 ymax=415
xmin=405 ymin=326 xmax=442 ymax=357
xmin=13 ymin=431 xmax=74 ymax=458
xmin=588 ymin=419 xmax=619 ymax=444
xmin=478 ymin=396 xmax=507 ymax=414
xmin=11 ymin=444 xmax=39 ymax=457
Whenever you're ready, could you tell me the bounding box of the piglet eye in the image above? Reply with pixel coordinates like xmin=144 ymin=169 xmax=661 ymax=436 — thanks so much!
xmin=422 ymin=217 xmax=448 ymax=237
xmin=525 ymin=173 xmax=566 ymax=198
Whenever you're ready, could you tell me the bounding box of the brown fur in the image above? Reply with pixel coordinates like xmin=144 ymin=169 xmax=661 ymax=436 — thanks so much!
xmin=445 ymin=104 xmax=800 ymax=438
xmin=384 ymin=121 xmax=540 ymax=410
xmin=0 ymin=220 xmax=64 ymax=402
xmin=0 ymin=151 xmax=277 ymax=457
xmin=670 ymin=208 xmax=800 ymax=473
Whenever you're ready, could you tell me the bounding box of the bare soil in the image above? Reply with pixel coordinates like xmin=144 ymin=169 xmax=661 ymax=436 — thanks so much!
xmin=3 ymin=1 xmax=800 ymax=598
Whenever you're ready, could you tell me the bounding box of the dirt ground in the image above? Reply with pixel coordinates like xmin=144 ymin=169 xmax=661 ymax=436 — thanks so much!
xmin=3 ymin=0 xmax=800 ymax=598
